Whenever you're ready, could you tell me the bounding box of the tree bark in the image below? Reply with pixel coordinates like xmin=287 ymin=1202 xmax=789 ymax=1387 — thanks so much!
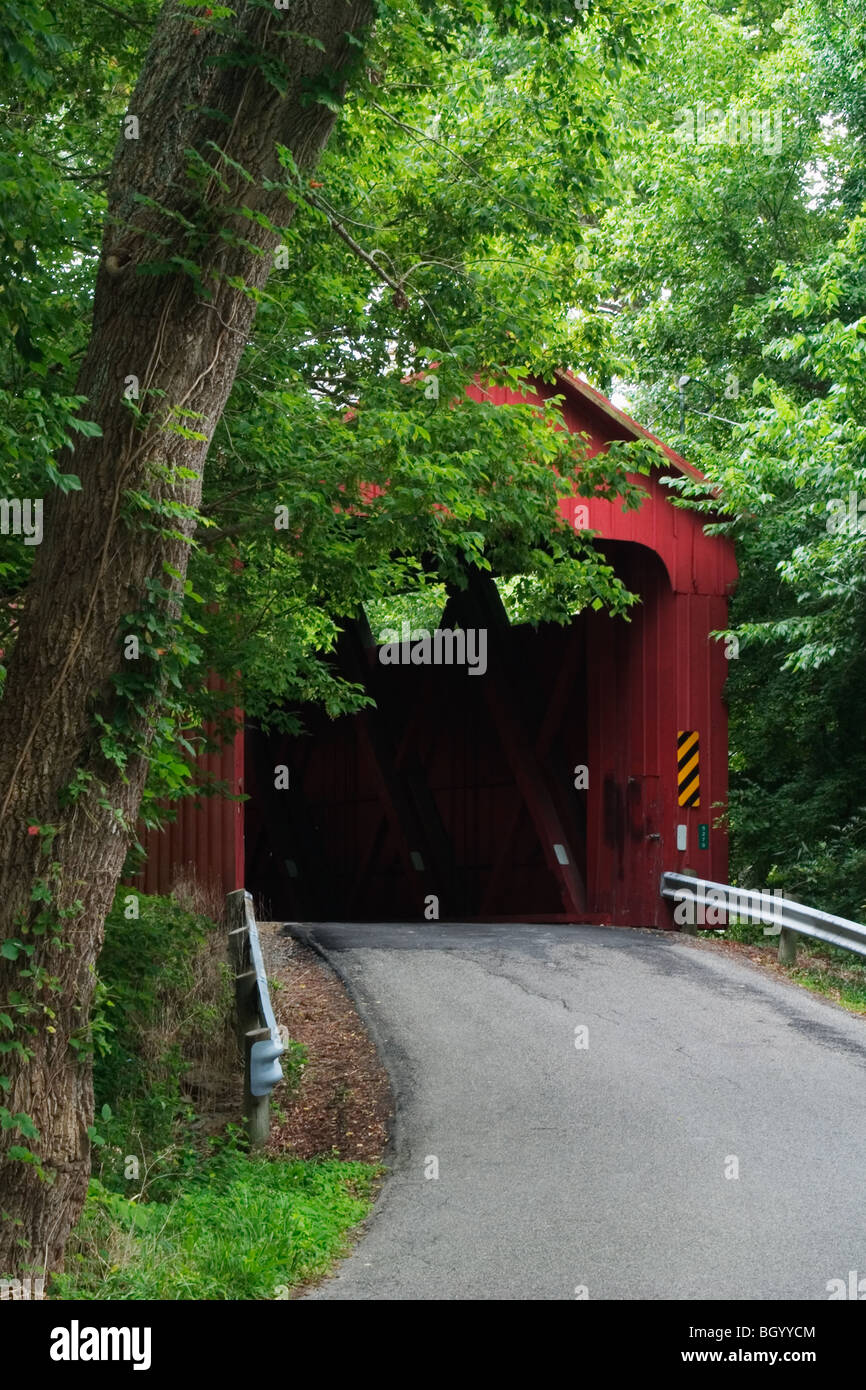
xmin=0 ymin=0 xmax=373 ymax=1277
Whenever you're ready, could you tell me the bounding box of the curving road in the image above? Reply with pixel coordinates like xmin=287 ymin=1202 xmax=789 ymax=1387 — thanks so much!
xmin=291 ymin=923 xmax=866 ymax=1301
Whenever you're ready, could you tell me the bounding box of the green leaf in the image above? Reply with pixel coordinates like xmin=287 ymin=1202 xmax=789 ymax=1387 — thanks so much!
xmin=67 ymin=418 xmax=102 ymax=438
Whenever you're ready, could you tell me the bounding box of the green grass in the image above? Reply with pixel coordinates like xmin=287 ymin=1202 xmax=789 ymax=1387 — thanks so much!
xmin=789 ymin=959 xmax=866 ymax=1014
xmin=698 ymin=919 xmax=866 ymax=1016
xmin=52 ymin=1157 xmax=382 ymax=1300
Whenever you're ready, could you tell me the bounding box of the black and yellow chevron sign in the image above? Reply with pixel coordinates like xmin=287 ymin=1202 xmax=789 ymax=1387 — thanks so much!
xmin=677 ymin=730 xmax=700 ymax=808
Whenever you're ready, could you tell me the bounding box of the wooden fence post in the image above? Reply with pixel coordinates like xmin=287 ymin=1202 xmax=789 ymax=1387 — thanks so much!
xmin=226 ymin=889 xmax=283 ymax=1149
xmin=778 ymin=926 xmax=798 ymax=966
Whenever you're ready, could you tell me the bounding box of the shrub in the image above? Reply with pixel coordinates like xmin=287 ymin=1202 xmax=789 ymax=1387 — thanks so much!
xmin=91 ymin=888 xmax=238 ymax=1197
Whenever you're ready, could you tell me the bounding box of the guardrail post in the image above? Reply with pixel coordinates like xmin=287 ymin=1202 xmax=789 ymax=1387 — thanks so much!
xmin=244 ymin=1029 xmax=271 ymax=1148
xmin=778 ymin=926 xmax=798 ymax=966
xmin=226 ymin=888 xmax=284 ymax=1150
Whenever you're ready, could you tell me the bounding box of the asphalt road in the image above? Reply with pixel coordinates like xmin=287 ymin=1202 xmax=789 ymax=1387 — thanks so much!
xmin=291 ymin=923 xmax=866 ymax=1301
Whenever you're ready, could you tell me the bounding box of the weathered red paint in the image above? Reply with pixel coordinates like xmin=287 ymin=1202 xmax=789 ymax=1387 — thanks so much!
xmin=126 ymin=707 xmax=244 ymax=899
xmin=135 ymin=373 xmax=737 ymax=926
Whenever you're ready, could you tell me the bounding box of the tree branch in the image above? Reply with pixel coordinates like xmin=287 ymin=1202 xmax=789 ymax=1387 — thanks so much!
xmin=90 ymin=0 xmax=153 ymax=30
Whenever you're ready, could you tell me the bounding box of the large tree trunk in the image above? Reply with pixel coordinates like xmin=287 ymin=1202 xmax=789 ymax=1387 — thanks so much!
xmin=0 ymin=0 xmax=373 ymax=1277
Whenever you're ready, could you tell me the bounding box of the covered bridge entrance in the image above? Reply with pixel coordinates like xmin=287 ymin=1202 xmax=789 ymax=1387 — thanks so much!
xmin=132 ymin=374 xmax=737 ymax=928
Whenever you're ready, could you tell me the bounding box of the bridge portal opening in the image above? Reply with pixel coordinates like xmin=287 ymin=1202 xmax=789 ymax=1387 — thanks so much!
xmin=244 ymin=543 xmax=673 ymax=924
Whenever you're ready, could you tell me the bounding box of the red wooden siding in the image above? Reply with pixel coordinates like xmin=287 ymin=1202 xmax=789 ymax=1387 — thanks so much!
xmin=127 ymin=716 xmax=244 ymax=898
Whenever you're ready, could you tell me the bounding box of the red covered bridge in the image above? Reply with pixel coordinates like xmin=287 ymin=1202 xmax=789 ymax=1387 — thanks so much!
xmin=131 ymin=372 xmax=737 ymax=928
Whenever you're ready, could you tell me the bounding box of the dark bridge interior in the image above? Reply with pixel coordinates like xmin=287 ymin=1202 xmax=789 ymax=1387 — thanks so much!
xmin=244 ymin=572 xmax=591 ymax=921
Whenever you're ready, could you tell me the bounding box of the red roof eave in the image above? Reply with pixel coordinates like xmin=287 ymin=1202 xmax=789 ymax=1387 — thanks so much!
xmin=553 ymin=369 xmax=707 ymax=484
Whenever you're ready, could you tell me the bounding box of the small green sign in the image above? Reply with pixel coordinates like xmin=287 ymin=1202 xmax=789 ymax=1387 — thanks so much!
xmin=698 ymin=823 xmax=709 ymax=850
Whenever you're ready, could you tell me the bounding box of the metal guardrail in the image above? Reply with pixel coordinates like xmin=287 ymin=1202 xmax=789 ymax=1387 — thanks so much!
xmin=660 ymin=871 xmax=866 ymax=965
xmin=227 ymin=889 xmax=285 ymax=1147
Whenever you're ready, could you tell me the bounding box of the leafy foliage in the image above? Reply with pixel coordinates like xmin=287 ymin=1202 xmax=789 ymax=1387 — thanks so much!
xmin=7 ymin=0 xmax=866 ymax=917
xmin=583 ymin=0 xmax=866 ymax=917
xmin=0 ymin=0 xmax=665 ymax=830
